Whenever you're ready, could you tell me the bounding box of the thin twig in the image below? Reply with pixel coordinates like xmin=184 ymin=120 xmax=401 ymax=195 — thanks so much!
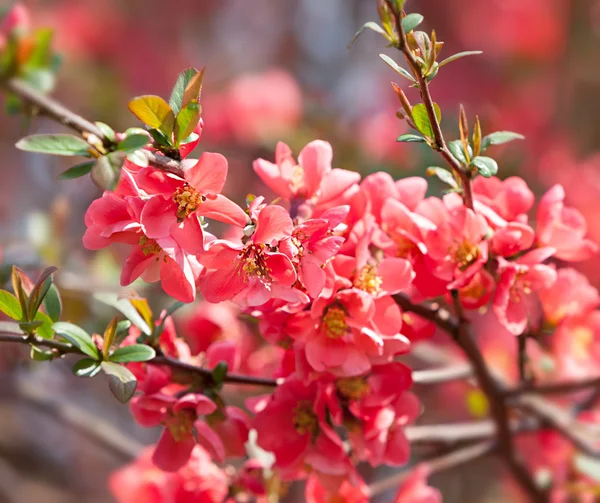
xmin=505 ymin=376 xmax=600 ymax=398
xmin=3 ymin=78 xmax=185 ymax=177
xmin=393 ymin=12 xmax=474 ymax=209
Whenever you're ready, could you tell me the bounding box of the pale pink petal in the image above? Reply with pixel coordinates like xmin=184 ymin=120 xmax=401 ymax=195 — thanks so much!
xmin=298 ymin=140 xmax=333 ymax=198
xmin=186 ymin=152 xmax=228 ymax=194
xmin=199 ymin=194 xmax=248 ymax=227
xmin=253 ymin=205 xmax=293 ymax=244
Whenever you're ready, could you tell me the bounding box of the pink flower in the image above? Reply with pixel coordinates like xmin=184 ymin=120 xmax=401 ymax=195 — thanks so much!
xmin=493 ymin=248 xmax=557 ymax=336
xmin=289 ymin=289 xmax=410 ymax=376
xmin=135 ymin=152 xmax=248 ymax=229
xmin=537 ymin=184 xmax=598 ymax=261
xmin=252 ymin=379 xmax=348 ymax=480
xmin=293 ymin=208 xmax=348 ymax=298
xmin=491 ymin=222 xmax=535 ymax=257
xmin=305 ymin=474 xmax=369 ymax=503
xmin=253 ymin=140 xmax=360 ymax=210
xmin=472 ymin=176 xmax=534 ymax=225
xmin=422 ymin=202 xmax=489 ymax=289
xmin=539 ymin=268 xmax=600 ymax=326
xmin=392 ymin=464 xmax=441 ymax=503
xmin=109 ymin=446 xmax=228 ymax=503
xmin=130 ymin=392 xmax=224 ymax=471
xmin=199 ymin=204 xmax=306 ymax=307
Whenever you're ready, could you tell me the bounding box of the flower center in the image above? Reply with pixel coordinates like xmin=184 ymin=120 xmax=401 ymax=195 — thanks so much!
xmin=452 ymin=241 xmax=479 ymax=271
xmin=292 ymin=400 xmax=318 ymax=436
xmin=572 ymin=326 xmax=594 ymax=360
xmin=167 ymin=410 xmax=195 ymax=442
xmin=173 ymin=183 xmax=204 ymax=220
xmin=354 ymin=265 xmax=383 ymax=294
xmin=238 ymin=244 xmax=272 ymax=281
xmin=321 ymin=306 xmax=348 ymax=339
xmin=138 ymin=235 xmax=162 ymax=256
xmin=290 ymin=165 xmax=305 ymax=194
xmin=336 ymin=377 xmax=370 ymax=401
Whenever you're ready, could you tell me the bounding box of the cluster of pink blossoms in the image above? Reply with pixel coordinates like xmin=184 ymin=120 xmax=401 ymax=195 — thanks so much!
xmin=87 ymin=128 xmax=597 ymax=501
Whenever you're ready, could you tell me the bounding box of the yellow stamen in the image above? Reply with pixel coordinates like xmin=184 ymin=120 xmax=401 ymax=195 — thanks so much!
xmin=321 ymin=307 xmax=348 ymax=339
xmin=138 ymin=235 xmax=162 ymax=256
xmin=354 ymin=265 xmax=383 ymax=295
xmin=336 ymin=377 xmax=370 ymax=401
xmin=173 ymin=183 xmax=204 ymax=220
xmin=292 ymin=400 xmax=318 ymax=436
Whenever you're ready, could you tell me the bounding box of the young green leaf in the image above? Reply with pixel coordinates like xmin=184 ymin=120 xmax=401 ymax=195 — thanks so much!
xmin=42 ymin=282 xmax=62 ymax=322
xmin=94 ymin=293 xmax=152 ymax=336
xmin=34 ymin=311 xmax=54 ymax=339
xmin=426 ymin=167 xmax=458 ymax=189
xmin=211 ymin=361 xmax=229 ymax=390
xmin=438 ymin=50 xmax=483 ymax=68
xmin=401 ymin=13 xmax=423 ymax=34
xmin=16 ymin=134 xmax=91 ymax=156
xmin=126 ymin=150 xmax=149 ymax=168
xmin=91 ymin=151 xmax=125 ymax=190
xmin=379 ymin=54 xmax=417 ymax=84
xmin=53 ymin=321 xmax=99 ymax=359
xmin=72 ymin=358 xmax=102 ymax=377
xmin=472 ymin=156 xmax=498 ymax=178
xmin=102 ymin=316 xmax=120 ymax=360
xmin=481 ymin=131 xmax=525 ymax=150
xmin=0 ymin=290 xmax=22 ymax=320
xmin=411 ymin=103 xmax=441 ymax=138
xmin=101 ymin=361 xmax=137 ymax=403
xmin=59 ymin=160 xmax=95 ymax=180
xmin=148 ymin=128 xmax=171 ymax=148
xmin=448 ymin=139 xmax=467 ymax=164
xmin=28 ymin=28 xmax=54 ymax=68
xmin=117 ymin=134 xmax=149 ymax=153
xmin=30 ymin=345 xmax=55 ymax=361
xmin=95 ymin=122 xmax=116 ymax=143
xmin=170 ymin=67 xmax=199 ymax=115
xmin=174 ymin=101 xmax=202 ymax=145
xmin=348 ymin=21 xmax=390 ymax=48
xmin=11 ymin=267 xmax=29 ymax=322
xmin=128 ymin=95 xmax=175 ymax=137
xmin=182 ymin=68 xmax=205 ymax=109
xmin=396 ymin=134 xmax=426 ymax=143
xmin=27 ymin=266 xmax=57 ymax=320
xmin=109 ymin=344 xmax=156 ymax=363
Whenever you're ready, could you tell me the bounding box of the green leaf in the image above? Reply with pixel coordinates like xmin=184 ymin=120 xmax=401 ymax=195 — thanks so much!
xmin=95 ymin=122 xmax=116 ymax=142
xmin=53 ymin=321 xmax=99 ymax=359
xmin=16 ymin=134 xmax=91 ymax=156
xmin=401 ymin=13 xmax=423 ymax=33
xmin=411 ymin=103 xmax=441 ymax=138
xmin=448 ymin=139 xmax=467 ymax=164
xmin=59 ymin=161 xmax=95 ymax=180
xmin=72 ymin=358 xmax=102 ymax=377
xmin=28 ymin=266 xmax=57 ymax=320
xmin=174 ymin=101 xmax=202 ymax=146
xmin=30 ymin=345 xmax=54 ymax=361
xmin=23 ymin=68 xmax=55 ymax=94
xmin=396 ymin=134 xmax=426 ymax=143
xmin=27 ymin=28 xmax=54 ymax=68
xmin=439 ymin=50 xmax=483 ymax=68
xmin=110 ymin=344 xmax=156 ymax=363
xmin=182 ymin=68 xmax=205 ymax=109
xmin=148 ymin=128 xmax=171 ymax=148
xmin=379 ymin=54 xmax=417 ymax=84
xmin=94 ymin=293 xmax=152 ymax=336
xmin=170 ymin=68 xmax=199 ymax=115
xmin=102 ymin=317 xmax=120 ymax=360
xmin=481 ymin=131 xmax=525 ymax=150
xmin=426 ymin=167 xmax=458 ymax=189
xmin=0 ymin=290 xmax=22 ymax=320
xmin=117 ymin=133 xmax=149 ymax=153
xmin=126 ymin=150 xmax=149 ymax=168
xmin=34 ymin=311 xmax=54 ymax=340
xmin=211 ymin=361 xmax=228 ymax=390
xmin=91 ymin=151 xmax=125 ymax=190
xmin=348 ymin=21 xmax=390 ymax=48
xmin=101 ymin=362 xmax=137 ymax=403
xmin=128 ymin=95 xmax=175 ymax=137
xmin=42 ymin=283 xmax=62 ymax=322
xmin=472 ymin=156 xmax=498 ymax=178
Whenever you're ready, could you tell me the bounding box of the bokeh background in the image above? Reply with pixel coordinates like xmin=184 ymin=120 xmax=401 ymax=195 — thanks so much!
xmin=1 ymin=0 xmax=600 ymax=501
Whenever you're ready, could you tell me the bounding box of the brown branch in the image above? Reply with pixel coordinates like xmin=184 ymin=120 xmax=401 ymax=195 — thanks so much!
xmin=3 ymin=78 xmax=185 ymax=177
xmin=393 ymin=13 xmax=474 ymax=210
xmin=367 ymin=441 xmax=495 ymax=497
xmin=505 ymin=376 xmax=600 ymax=398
